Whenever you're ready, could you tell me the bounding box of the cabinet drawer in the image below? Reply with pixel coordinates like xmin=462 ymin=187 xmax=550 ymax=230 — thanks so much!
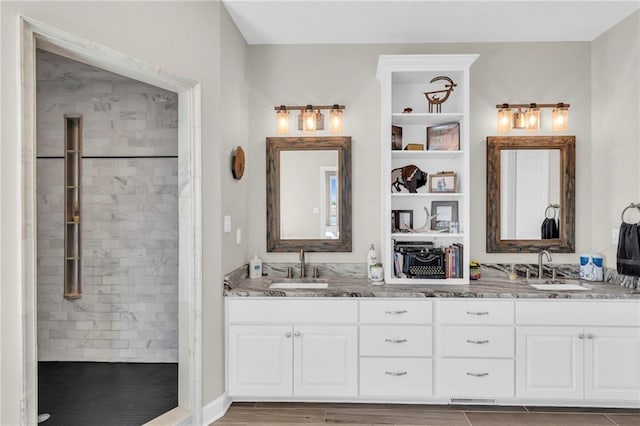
xmin=516 ymin=301 xmax=640 ymax=326
xmin=360 ymin=325 xmax=432 ymax=357
xmin=360 ymin=357 xmax=432 ymax=396
xmin=439 ymin=358 xmax=514 ymax=398
xmin=440 ymin=326 xmax=514 ymax=358
xmin=227 ymin=299 xmax=357 ymax=324
xmin=360 ymin=300 xmax=432 ymax=324
xmin=439 ymin=300 xmax=514 ymax=325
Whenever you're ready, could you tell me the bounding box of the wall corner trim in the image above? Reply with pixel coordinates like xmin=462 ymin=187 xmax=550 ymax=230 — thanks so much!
xmin=202 ymin=393 xmax=232 ymax=425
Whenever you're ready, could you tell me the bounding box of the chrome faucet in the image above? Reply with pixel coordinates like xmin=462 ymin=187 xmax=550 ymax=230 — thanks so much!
xmin=538 ymin=250 xmax=552 ymax=278
xmin=299 ymin=249 xmax=305 ymax=278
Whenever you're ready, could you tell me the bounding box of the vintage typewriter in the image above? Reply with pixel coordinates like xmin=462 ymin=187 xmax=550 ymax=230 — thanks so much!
xmin=394 ymin=241 xmax=446 ymax=279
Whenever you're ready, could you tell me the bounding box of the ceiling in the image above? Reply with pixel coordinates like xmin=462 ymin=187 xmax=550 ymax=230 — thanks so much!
xmin=222 ymin=0 xmax=640 ymax=45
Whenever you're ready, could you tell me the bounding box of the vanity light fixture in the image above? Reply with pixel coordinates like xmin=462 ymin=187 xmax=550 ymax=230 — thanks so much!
xmin=524 ymin=103 xmax=540 ymax=131
xmin=276 ymin=106 xmax=290 ymax=134
xmin=496 ymin=102 xmax=570 ymax=133
xmin=274 ymin=104 xmax=346 ymax=134
xmin=497 ymin=104 xmax=513 ymax=133
xmin=552 ymin=103 xmax=569 ymax=132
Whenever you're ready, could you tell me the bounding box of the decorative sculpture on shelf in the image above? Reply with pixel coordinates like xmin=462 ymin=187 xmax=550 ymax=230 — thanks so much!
xmin=391 ymin=164 xmax=427 ymax=193
xmin=424 ymin=76 xmax=457 ymax=113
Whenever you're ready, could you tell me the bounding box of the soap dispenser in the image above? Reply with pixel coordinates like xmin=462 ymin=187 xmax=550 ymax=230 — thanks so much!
xmin=367 ymin=244 xmax=377 ymax=279
xmin=250 ymin=252 xmax=262 ymax=279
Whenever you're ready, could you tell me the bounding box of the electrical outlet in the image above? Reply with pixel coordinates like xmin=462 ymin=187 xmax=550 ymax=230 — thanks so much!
xmin=612 ymin=227 xmax=619 ymax=244
xmin=236 ymin=228 xmax=242 ymax=244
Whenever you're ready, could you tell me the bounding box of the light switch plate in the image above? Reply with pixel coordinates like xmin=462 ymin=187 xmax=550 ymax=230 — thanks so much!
xmin=224 ymin=215 xmax=231 ymax=233
xmin=612 ymin=227 xmax=619 ymax=244
xmin=236 ymin=228 xmax=242 ymax=244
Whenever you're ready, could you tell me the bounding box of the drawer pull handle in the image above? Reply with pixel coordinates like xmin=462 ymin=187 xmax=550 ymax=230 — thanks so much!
xmin=466 ymin=339 xmax=490 ymax=345
xmin=466 ymin=311 xmax=489 ymax=316
xmin=385 ymin=310 xmax=408 ymax=315
xmin=385 ymin=371 xmax=407 ymax=376
xmin=466 ymin=372 xmax=489 ymax=377
xmin=385 ymin=338 xmax=408 ymax=344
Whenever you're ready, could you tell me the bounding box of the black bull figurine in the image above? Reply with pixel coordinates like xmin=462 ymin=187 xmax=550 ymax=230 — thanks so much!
xmin=391 ymin=165 xmax=427 ymax=193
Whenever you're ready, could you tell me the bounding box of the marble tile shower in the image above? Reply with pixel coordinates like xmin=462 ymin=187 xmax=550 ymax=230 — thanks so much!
xmin=36 ymin=50 xmax=179 ymax=362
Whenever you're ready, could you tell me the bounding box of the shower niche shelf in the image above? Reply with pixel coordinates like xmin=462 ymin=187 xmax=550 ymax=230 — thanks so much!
xmin=64 ymin=114 xmax=82 ymax=300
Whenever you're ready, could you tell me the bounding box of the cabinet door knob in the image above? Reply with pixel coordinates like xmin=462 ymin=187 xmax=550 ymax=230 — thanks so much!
xmin=384 ymin=371 xmax=407 ymax=376
xmin=285 ymin=331 xmax=291 ymax=338
xmin=294 ymin=331 xmax=301 ymax=337
xmin=466 ymin=339 xmax=490 ymax=345
xmin=466 ymin=311 xmax=489 ymax=316
xmin=385 ymin=338 xmax=408 ymax=344
xmin=385 ymin=310 xmax=408 ymax=315
xmin=586 ymin=333 xmax=594 ymax=339
xmin=466 ymin=372 xmax=489 ymax=377
xmin=577 ymin=333 xmax=585 ymax=339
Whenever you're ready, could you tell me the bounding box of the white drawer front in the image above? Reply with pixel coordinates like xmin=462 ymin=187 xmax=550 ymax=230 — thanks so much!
xmin=360 ymin=300 xmax=432 ymax=324
xmin=440 ymin=326 xmax=514 ymax=358
xmin=360 ymin=357 xmax=432 ymax=396
xmin=439 ymin=358 xmax=514 ymax=398
xmin=439 ymin=300 xmax=514 ymax=325
xmin=360 ymin=325 xmax=432 ymax=357
xmin=227 ymin=299 xmax=357 ymax=323
xmin=516 ymin=301 xmax=640 ymax=326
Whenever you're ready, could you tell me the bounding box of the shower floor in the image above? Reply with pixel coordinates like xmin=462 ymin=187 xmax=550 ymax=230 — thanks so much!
xmin=38 ymin=361 xmax=178 ymax=426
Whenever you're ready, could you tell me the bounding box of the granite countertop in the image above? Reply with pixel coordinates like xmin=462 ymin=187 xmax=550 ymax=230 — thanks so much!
xmin=224 ymin=276 xmax=640 ymax=299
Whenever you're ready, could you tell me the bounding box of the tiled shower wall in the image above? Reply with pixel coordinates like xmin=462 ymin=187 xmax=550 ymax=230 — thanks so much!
xmin=36 ymin=50 xmax=178 ymax=362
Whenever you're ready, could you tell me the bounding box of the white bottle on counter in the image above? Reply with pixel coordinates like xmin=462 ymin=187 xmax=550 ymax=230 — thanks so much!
xmin=367 ymin=244 xmax=377 ymax=279
xmin=250 ymin=252 xmax=262 ymax=279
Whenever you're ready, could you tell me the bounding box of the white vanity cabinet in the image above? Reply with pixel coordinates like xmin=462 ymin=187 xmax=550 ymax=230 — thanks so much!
xmin=516 ymin=301 xmax=640 ymax=402
xmin=227 ymin=299 xmax=358 ymax=398
xmin=437 ymin=300 xmax=515 ymax=399
xmin=359 ymin=299 xmax=433 ymax=397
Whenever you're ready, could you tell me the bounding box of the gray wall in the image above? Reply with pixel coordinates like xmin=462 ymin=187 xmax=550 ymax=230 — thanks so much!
xmin=591 ymin=11 xmax=640 ymax=266
xmin=247 ymin=42 xmax=592 ymax=265
xmin=36 ymin=50 xmax=179 ymax=362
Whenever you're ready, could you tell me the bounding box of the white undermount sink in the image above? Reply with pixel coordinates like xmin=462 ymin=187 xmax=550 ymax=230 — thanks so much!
xmin=269 ymin=282 xmax=329 ymax=289
xmin=526 ymin=279 xmax=588 ymax=291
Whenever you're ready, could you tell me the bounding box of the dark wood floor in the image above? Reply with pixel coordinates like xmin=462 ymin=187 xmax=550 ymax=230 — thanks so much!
xmin=213 ymin=402 xmax=640 ymax=425
xmin=38 ymin=361 xmax=177 ymax=426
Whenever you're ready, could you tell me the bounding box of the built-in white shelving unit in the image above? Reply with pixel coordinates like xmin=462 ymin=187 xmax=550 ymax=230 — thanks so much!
xmin=377 ymin=54 xmax=478 ymax=284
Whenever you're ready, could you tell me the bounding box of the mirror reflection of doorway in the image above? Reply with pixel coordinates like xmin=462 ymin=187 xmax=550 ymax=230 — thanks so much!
xmin=321 ymin=167 xmax=339 ymax=239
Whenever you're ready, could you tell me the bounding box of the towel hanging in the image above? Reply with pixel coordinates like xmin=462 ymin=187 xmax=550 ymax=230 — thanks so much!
xmin=617 ymin=203 xmax=640 ymax=277
xmin=541 ymin=204 xmax=560 ymax=239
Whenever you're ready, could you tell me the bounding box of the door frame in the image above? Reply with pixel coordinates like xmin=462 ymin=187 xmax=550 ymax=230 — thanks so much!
xmin=18 ymin=16 xmax=203 ymax=424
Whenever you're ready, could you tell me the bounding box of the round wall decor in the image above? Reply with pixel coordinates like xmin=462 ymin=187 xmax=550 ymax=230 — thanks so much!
xmin=232 ymin=146 xmax=245 ymax=180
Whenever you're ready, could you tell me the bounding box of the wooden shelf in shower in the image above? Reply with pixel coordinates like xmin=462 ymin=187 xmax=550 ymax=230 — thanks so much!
xmin=64 ymin=114 xmax=82 ymax=300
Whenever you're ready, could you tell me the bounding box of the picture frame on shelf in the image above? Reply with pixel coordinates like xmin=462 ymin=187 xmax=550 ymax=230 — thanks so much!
xmin=392 ymin=125 xmax=403 ymax=150
xmin=430 ymin=201 xmax=458 ymax=231
xmin=429 ymin=171 xmax=457 ymax=193
xmin=427 ymin=122 xmax=460 ymax=151
xmin=392 ymin=209 xmax=413 ymax=232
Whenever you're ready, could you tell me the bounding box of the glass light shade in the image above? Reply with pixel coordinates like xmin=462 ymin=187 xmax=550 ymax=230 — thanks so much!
xmin=512 ymin=108 xmax=526 ymax=129
xmin=525 ymin=108 xmax=540 ymax=131
xmin=329 ymin=108 xmax=343 ymax=133
xmin=276 ymin=110 xmax=289 ymax=134
xmin=552 ymin=107 xmax=569 ymax=132
xmin=497 ymin=108 xmax=513 ymax=133
xmin=301 ymin=109 xmax=318 ymax=132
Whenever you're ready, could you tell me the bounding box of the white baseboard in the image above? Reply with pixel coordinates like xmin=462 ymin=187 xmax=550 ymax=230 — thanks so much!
xmin=203 ymin=393 xmax=232 ymax=425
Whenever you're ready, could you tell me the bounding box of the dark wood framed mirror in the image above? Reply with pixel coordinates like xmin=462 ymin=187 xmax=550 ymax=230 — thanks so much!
xmin=486 ymin=136 xmax=575 ymax=253
xmin=266 ymin=136 xmax=352 ymax=252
